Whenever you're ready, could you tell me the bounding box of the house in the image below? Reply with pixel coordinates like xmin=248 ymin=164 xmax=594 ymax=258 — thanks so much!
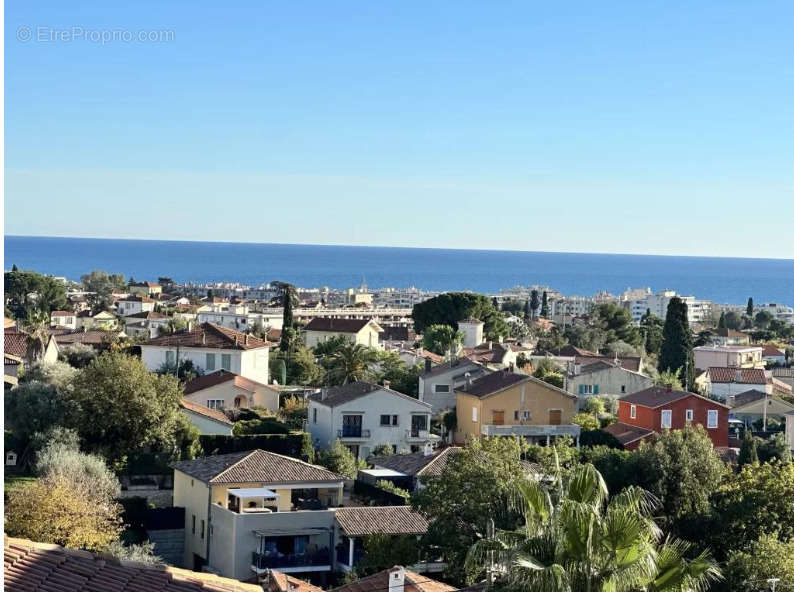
xmin=303 ymin=318 xmax=383 ymax=350
xmin=705 ymin=367 xmax=772 ymax=399
xmin=710 ymin=328 xmax=750 ymax=346
xmin=463 ymin=342 xmax=521 ymax=369
xmin=379 ymin=325 xmax=417 ymax=347
xmin=123 ymin=311 xmax=171 ymax=339
xmin=726 ymin=389 xmax=794 ymax=429
xmin=268 ymin=570 xmax=324 ymax=592
xmin=141 ymin=323 xmax=271 ymax=385
xmin=4 ymin=535 xmax=262 ymax=592
xmin=129 ymin=281 xmax=163 ymax=297
xmin=4 ymin=353 xmax=22 ymax=388
xmin=181 ymin=399 xmax=235 ymax=435
xmin=418 ymin=357 xmax=490 ymax=414
xmin=117 ymin=295 xmax=157 ymax=317
xmin=74 ymin=309 xmax=119 ymax=330
xmin=183 ymin=369 xmax=280 ymax=413
xmin=333 ymin=507 xmax=430 ymax=573
xmin=762 ymin=344 xmax=786 ymax=366
xmin=693 ymin=345 xmax=764 ymax=371
xmin=329 ymin=566 xmax=456 ymax=592
xmin=4 ymin=330 xmax=60 ymax=365
xmin=307 ymin=381 xmax=435 ymax=460
xmin=171 ymin=450 xmax=344 ymax=578
xmin=772 ymin=367 xmax=794 ymax=389
xmin=51 ymin=328 xmax=121 ymax=351
xmin=395 ymin=348 xmax=444 ymax=369
xmin=604 ymin=386 xmax=729 ymax=449
xmin=368 ymin=446 xmax=461 ymax=492
xmin=50 ymin=310 xmax=77 ymax=330
xmin=454 ymin=370 xmax=580 ymax=446
xmin=198 ymin=301 xmax=283 ymax=333
xmin=564 ymin=359 xmax=654 ymax=406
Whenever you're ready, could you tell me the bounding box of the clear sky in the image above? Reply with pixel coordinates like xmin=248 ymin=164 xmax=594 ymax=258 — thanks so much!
xmin=5 ymin=1 xmax=793 ymax=258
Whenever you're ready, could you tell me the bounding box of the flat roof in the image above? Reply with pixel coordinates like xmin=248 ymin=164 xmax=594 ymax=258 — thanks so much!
xmin=227 ymin=487 xmax=278 ymax=499
xmin=359 ymin=468 xmax=406 ymax=478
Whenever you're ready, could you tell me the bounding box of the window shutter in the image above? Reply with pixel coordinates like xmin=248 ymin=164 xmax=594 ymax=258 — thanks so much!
xmin=594 ymin=385 xmax=599 ymax=395
xmin=578 ymin=385 xmax=584 ymax=395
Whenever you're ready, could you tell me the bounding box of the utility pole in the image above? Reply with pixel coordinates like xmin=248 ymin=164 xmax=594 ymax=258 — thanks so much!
xmin=763 ymin=390 xmax=768 ymax=431
xmin=768 ymin=577 xmax=779 ymax=592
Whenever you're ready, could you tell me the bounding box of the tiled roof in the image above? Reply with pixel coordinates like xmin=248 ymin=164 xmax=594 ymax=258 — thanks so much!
xmin=420 ymin=357 xmax=483 ymax=378
xmin=124 ymin=311 xmax=167 ymax=320
xmin=602 ymin=422 xmax=655 ymax=447
xmin=50 ymin=310 xmax=73 ymax=317
xmin=171 ymin=450 xmax=343 ymax=485
xmin=621 ymin=387 xmax=729 ymax=409
xmin=730 ymin=389 xmax=768 ymax=408
xmin=464 ymin=343 xmax=509 ymax=364
xmin=558 ymin=345 xmax=598 ymax=357
xmin=330 ymin=568 xmax=456 ymax=592
xmin=307 ymin=381 xmax=430 ymax=409
xmin=334 ymin=506 xmax=429 ymax=536
xmin=4 ymin=536 xmax=261 ymax=591
xmin=269 ymin=570 xmax=324 ymax=592
xmin=371 ymin=447 xmax=461 ymax=477
xmin=4 ymin=332 xmax=29 ymax=358
xmin=183 ymin=369 xmax=271 ymax=395
xmin=762 ymin=345 xmax=785 ymax=357
xmin=120 ymin=295 xmax=156 ymax=303
xmin=52 ymin=330 xmax=118 ymax=346
xmin=304 ymin=318 xmax=378 ymax=333
xmin=457 ymin=370 xmax=530 ymax=398
xmin=143 ymin=323 xmax=270 ymax=350
xmin=180 ymin=399 xmax=233 ymax=426
xmin=576 ymin=355 xmax=641 ymax=373
xmin=381 ymin=326 xmax=416 ymax=342
xmin=708 ymin=367 xmax=767 ymax=384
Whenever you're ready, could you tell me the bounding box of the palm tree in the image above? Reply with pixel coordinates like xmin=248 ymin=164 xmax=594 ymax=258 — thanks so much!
xmin=23 ymin=312 xmax=52 ymax=360
xmin=326 ymin=342 xmax=378 ymax=385
xmin=466 ymin=463 xmax=721 ymax=592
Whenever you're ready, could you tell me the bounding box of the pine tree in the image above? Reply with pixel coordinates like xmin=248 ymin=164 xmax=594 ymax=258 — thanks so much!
xmin=529 ymin=290 xmax=540 ymax=320
xmin=540 ymin=291 xmax=549 ymax=318
xmin=523 ymin=299 xmax=531 ymax=322
xmin=717 ymin=311 xmax=726 ymax=329
xmin=746 ymin=297 xmax=754 ymax=317
xmin=659 ymin=296 xmax=695 ymax=391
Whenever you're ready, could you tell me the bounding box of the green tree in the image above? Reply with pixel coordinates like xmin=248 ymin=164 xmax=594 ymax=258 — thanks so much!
xmin=659 ymin=297 xmax=695 ymax=391
xmin=81 ymin=270 xmax=125 ymax=314
xmin=288 ymin=345 xmax=325 ymax=385
xmin=641 ymin=309 xmax=665 ymax=356
xmin=4 ymin=269 xmax=68 ymax=319
xmin=571 ymin=412 xmax=600 ymax=431
xmin=316 ymin=439 xmax=362 ymax=479
xmin=5 ymin=380 xmax=79 ymax=444
xmin=313 ymin=334 xmax=349 ymax=357
xmin=737 ymin=432 xmax=759 ymax=467
xmin=412 ymin=292 xmax=508 ymax=340
xmin=421 ymin=324 xmax=464 ymax=356
xmin=413 ymin=437 xmax=527 ymax=585
xmin=592 ymin=302 xmax=643 ymax=348
xmin=273 ymin=281 xmax=297 ymax=351
xmin=465 ymin=463 xmax=722 ymax=592
xmin=654 ymin=368 xmax=684 ymax=391
xmin=532 ymin=358 xmax=565 ymax=389
xmin=540 ymin=291 xmax=549 ymax=318
xmin=720 ymin=534 xmax=794 ymax=592
xmin=355 ymin=534 xmax=420 ymax=576
xmin=326 ymin=342 xmax=379 ymax=385
xmin=754 ymin=310 xmax=773 ymax=329
xmin=529 ymin=289 xmax=541 ymax=320
xmin=59 ymin=343 xmax=98 ymax=368
xmin=746 ymin=297 xmax=754 ymax=317
xmin=722 ymin=311 xmax=742 ymax=330
xmin=69 ymin=352 xmax=186 ymax=466
xmin=371 ymin=350 xmax=421 ymax=397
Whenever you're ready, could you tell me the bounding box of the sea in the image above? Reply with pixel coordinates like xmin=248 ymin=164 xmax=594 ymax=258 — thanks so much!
xmin=4 ymin=235 xmax=794 ymax=305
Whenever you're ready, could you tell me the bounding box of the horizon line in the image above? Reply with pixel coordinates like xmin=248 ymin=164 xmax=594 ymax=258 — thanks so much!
xmin=5 ymin=233 xmax=794 ymax=263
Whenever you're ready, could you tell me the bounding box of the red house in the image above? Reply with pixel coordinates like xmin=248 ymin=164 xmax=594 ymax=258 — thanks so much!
xmin=604 ymin=386 xmax=729 ymax=450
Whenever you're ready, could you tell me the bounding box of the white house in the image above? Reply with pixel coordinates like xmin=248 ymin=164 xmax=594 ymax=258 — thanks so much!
xmin=418 ymin=357 xmax=490 ymax=414
xmin=307 ymin=381 xmax=435 ymax=460
xmin=183 ymin=369 xmax=280 ymax=412
xmin=117 ymin=295 xmax=156 ymax=317
xmin=180 ymin=399 xmax=234 ymax=435
xmin=565 ymin=360 xmax=654 ymax=407
xmin=141 ymin=322 xmax=271 ymax=384
xmin=197 ymin=302 xmax=283 ymax=333
xmin=303 ymin=318 xmax=383 ymax=349
xmin=122 ymin=311 xmax=170 ymax=339
xmin=50 ymin=310 xmax=77 ymax=330
xmin=705 ymin=367 xmax=769 ymax=399
xmin=762 ymin=345 xmax=786 ymax=367
xmin=694 ymin=345 xmax=764 ymax=371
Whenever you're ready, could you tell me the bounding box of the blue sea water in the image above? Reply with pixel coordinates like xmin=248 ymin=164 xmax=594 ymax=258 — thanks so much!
xmin=4 ymin=235 xmax=793 ymax=305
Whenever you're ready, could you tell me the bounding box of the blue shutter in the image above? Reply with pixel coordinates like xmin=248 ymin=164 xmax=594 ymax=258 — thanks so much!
xmin=578 ymin=385 xmax=584 ymax=395
xmin=594 ymin=385 xmax=599 ymax=395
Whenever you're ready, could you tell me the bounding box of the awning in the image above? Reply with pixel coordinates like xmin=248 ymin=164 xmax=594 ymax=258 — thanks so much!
xmin=228 ymin=487 xmax=279 ymax=499
xmin=359 ymin=468 xmax=406 ymax=478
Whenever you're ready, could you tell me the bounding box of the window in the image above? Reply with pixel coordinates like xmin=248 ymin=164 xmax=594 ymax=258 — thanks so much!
xmin=661 ymin=409 xmax=672 ymax=429
xmin=578 ymin=384 xmax=593 ymax=395
xmin=380 ymin=414 xmax=391 ymax=426
xmin=192 ymin=515 xmax=196 ymax=534
xmin=207 ymin=399 xmax=224 ymax=409
xmin=166 ymin=350 xmax=175 ymax=365
xmin=621 ymin=385 xmax=626 ymax=393
xmin=200 ymin=520 xmax=205 ymax=539
xmin=630 ymin=404 xmax=636 ymax=419
xmin=392 ymin=415 xmax=398 ymax=426
xmin=313 ymin=408 xmax=318 ymax=424
xmin=514 ymin=410 xmax=520 ymax=421
xmin=206 ymin=353 xmax=216 ymax=371
xmin=434 ymin=384 xmax=450 ymax=393
xmin=523 ymin=411 xmax=531 ymax=420
xmin=686 ymin=409 xmax=694 ymax=422
xmin=472 ymin=407 xmax=478 ymax=422
xmin=221 ymin=354 xmax=231 ymax=370
xmin=707 ymin=409 xmax=718 ymax=429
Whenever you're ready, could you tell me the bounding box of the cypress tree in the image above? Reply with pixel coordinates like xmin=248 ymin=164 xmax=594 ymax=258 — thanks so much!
xmin=717 ymin=311 xmax=726 ymax=329
xmin=529 ymin=290 xmax=540 ymax=320
xmin=738 ymin=432 xmax=758 ymax=466
xmin=523 ymin=299 xmax=531 ymax=322
xmin=659 ymin=296 xmax=695 ymax=391
xmin=540 ymin=291 xmax=549 ymax=318
xmin=746 ymin=297 xmax=754 ymax=317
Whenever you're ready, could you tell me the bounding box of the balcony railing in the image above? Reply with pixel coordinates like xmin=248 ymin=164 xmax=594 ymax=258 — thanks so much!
xmin=251 ymin=548 xmax=331 ymax=570
xmin=480 ymin=424 xmax=581 ymax=438
xmin=337 ymin=429 xmax=370 ymax=439
xmin=406 ymin=429 xmax=430 ymax=440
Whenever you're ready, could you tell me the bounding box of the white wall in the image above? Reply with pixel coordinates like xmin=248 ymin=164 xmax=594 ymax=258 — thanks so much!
xmin=141 ymin=345 xmax=269 ymax=384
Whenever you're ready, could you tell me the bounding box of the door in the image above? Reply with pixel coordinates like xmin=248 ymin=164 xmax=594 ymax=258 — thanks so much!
xmin=492 ymin=410 xmax=505 ymax=425
xmin=342 ymin=415 xmax=362 ymax=437
xmin=549 ymin=410 xmax=562 ymax=425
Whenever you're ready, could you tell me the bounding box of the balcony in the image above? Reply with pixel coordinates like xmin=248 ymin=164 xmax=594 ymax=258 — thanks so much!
xmin=337 ymin=428 xmax=371 ymax=440
xmin=480 ymin=424 xmax=581 ymax=438
xmin=405 ymin=429 xmax=431 ymax=441
xmin=251 ymin=548 xmax=331 ymax=571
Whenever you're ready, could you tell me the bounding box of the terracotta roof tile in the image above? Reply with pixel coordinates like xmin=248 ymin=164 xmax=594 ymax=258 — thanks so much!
xmin=602 ymin=422 xmax=655 ymax=446
xmin=707 ymin=367 xmax=767 ymax=384
xmin=143 ymin=323 xmax=270 ymax=350
xmin=334 ymin=506 xmax=429 ymax=536
xmin=4 ymin=332 xmax=29 ymax=358
xmin=304 ymin=318 xmax=378 ymax=333
xmin=268 ymin=570 xmax=324 ymax=592
xmin=330 ymin=568 xmax=456 ymax=592
xmin=183 ymin=369 xmax=273 ymax=395
xmin=180 ymin=399 xmax=234 ymax=426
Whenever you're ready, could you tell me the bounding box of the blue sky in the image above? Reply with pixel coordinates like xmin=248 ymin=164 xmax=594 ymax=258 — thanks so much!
xmin=5 ymin=1 xmax=793 ymax=258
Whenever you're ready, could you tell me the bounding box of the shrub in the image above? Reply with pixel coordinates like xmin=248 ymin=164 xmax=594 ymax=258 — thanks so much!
xmin=58 ymin=343 xmax=97 ymax=368
xmin=35 ymin=439 xmax=121 ymax=499
xmin=375 ymin=479 xmax=410 ymax=499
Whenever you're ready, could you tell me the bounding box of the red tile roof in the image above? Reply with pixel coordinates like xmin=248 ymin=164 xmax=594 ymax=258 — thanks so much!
xmin=762 ymin=344 xmax=785 ymax=357
xmin=334 ymin=506 xmax=429 ymax=536
xmin=304 ymin=317 xmax=378 ymax=333
xmin=621 ymin=386 xmax=730 ymax=409
xmin=708 ymin=367 xmax=767 ymax=385
xmin=4 ymin=535 xmax=261 ymax=591
xmin=4 ymin=332 xmax=29 ymax=358
xmin=269 ymin=570 xmax=324 ymax=592
xmin=180 ymin=399 xmax=234 ymax=426
xmin=603 ymin=422 xmax=655 ymax=447
xmin=144 ymin=323 xmax=270 ymax=350
xmin=330 ymin=568 xmax=456 ymax=592
xmin=183 ymin=370 xmax=271 ymax=395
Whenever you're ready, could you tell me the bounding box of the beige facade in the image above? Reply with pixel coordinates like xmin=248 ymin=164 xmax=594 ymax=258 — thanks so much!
xmin=184 ymin=379 xmax=279 ymax=413
xmin=304 ymin=321 xmax=382 ymax=349
xmin=693 ymin=346 xmax=764 ymax=370
xmin=455 ymin=376 xmax=577 ymax=444
xmin=173 ymin=470 xmax=213 ymax=566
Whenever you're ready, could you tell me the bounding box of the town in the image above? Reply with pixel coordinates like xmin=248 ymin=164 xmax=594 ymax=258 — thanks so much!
xmin=4 ymin=268 xmax=794 ymax=591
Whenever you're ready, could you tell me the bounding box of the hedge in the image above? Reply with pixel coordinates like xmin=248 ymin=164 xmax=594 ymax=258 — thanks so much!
xmin=199 ymin=432 xmax=312 ymax=461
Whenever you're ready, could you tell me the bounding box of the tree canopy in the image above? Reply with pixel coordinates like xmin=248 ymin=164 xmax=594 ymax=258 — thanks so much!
xmin=412 ymin=292 xmax=508 ymax=340
xmin=659 ymin=297 xmax=695 ymax=391
xmin=81 ymin=270 xmax=126 ymax=313
xmin=421 ymin=324 xmax=464 ymax=356
xmin=4 ymin=269 xmax=68 ymax=319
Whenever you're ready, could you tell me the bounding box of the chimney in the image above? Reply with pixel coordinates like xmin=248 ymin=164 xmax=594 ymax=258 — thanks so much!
xmin=423 ymin=442 xmax=434 ymax=456
xmin=488 ymin=341 xmax=493 ymax=350
xmin=388 ymin=567 xmax=405 ymax=592
xmin=321 ymin=387 xmax=328 ymax=400
xmin=465 ymin=371 xmax=472 ymax=388
xmin=383 ymin=380 xmax=391 ymax=390
xmin=424 ymin=358 xmax=432 ymax=372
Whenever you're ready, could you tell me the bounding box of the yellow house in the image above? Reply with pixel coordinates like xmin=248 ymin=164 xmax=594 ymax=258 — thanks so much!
xmin=129 ymin=281 xmax=163 ymax=297
xmin=455 ymin=370 xmax=580 ymax=445
xmin=183 ymin=369 xmax=280 ymax=413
